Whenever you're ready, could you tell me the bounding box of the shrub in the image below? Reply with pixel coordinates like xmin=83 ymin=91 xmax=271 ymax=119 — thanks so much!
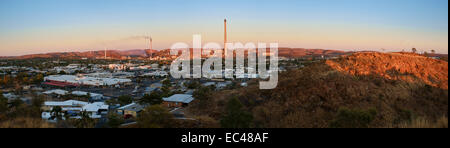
xmin=330 ymin=108 xmax=377 ymax=128
xmin=137 ymin=105 xmax=174 ymax=128
xmin=220 ymin=97 xmax=253 ymax=128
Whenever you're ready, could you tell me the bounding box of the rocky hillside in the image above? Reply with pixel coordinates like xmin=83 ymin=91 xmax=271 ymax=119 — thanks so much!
xmin=187 ymin=52 xmax=448 ymax=128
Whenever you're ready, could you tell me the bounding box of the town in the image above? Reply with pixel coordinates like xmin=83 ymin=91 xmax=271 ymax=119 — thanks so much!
xmin=2 ymin=45 xmax=446 ymax=128
xmin=0 ymin=53 xmax=320 ymax=128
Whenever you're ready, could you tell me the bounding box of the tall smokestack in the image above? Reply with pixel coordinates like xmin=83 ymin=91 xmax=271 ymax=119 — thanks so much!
xmin=104 ymin=47 xmax=107 ymax=60
xmin=224 ymin=19 xmax=227 ymax=57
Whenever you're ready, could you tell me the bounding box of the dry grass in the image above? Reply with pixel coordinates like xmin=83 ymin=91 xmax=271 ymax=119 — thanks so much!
xmin=0 ymin=117 xmax=55 ymax=128
xmin=397 ymin=116 xmax=448 ymax=128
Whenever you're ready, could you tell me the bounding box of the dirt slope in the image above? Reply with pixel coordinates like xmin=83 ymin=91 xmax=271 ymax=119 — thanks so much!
xmin=326 ymin=52 xmax=448 ymax=89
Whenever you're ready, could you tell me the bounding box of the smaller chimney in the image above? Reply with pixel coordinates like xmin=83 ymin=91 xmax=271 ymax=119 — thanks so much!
xmin=224 ymin=19 xmax=227 ymax=57
xmin=149 ymin=37 xmax=153 ymax=50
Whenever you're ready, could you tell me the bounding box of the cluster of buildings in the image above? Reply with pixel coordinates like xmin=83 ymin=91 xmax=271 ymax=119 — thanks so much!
xmin=43 ymin=75 xmax=132 ymax=87
xmin=41 ymin=100 xmax=109 ymax=120
xmin=108 ymin=63 xmax=167 ymax=71
xmin=115 ymin=94 xmax=195 ymax=119
xmin=41 ymin=93 xmax=196 ymax=121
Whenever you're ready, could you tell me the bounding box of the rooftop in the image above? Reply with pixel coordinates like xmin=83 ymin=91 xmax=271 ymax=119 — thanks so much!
xmin=163 ymin=94 xmax=194 ymax=104
xmin=118 ymin=103 xmax=145 ymax=112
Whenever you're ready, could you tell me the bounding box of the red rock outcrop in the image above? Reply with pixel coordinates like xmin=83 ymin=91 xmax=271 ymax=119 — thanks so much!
xmin=326 ymin=52 xmax=448 ymax=89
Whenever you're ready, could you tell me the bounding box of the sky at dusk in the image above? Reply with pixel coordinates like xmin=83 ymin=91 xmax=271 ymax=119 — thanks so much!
xmin=0 ymin=0 xmax=448 ymax=56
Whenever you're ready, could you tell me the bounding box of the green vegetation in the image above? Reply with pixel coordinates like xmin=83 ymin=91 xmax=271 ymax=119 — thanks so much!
xmin=0 ymin=72 xmax=44 ymax=88
xmin=161 ymin=79 xmax=173 ymax=97
xmin=72 ymin=111 xmax=96 ymax=128
xmin=117 ymin=95 xmax=133 ymax=106
xmin=137 ymin=105 xmax=174 ymax=128
xmin=106 ymin=113 xmax=125 ymax=128
xmin=220 ymin=97 xmax=253 ymax=128
xmin=50 ymin=106 xmax=63 ymax=121
xmin=0 ymin=93 xmax=8 ymax=116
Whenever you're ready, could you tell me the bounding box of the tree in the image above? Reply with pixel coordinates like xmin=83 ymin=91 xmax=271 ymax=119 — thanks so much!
xmin=220 ymin=97 xmax=253 ymax=128
xmin=0 ymin=93 xmax=8 ymax=113
xmin=139 ymin=91 xmax=163 ymax=105
xmin=31 ymin=96 xmax=44 ymax=109
xmin=186 ymin=81 xmax=201 ymax=89
xmin=106 ymin=113 xmax=124 ymax=128
xmin=73 ymin=111 xmax=96 ymax=128
xmin=162 ymin=79 xmax=172 ymax=87
xmin=30 ymin=95 xmax=44 ymax=117
xmin=117 ymin=95 xmax=133 ymax=106
xmin=137 ymin=105 xmax=174 ymax=128
xmin=192 ymin=86 xmax=213 ymax=108
xmin=412 ymin=48 xmax=417 ymax=53
xmin=431 ymin=50 xmax=436 ymax=55
xmin=50 ymin=106 xmax=63 ymax=121
xmin=9 ymin=99 xmax=24 ymax=109
xmin=161 ymin=79 xmax=172 ymax=97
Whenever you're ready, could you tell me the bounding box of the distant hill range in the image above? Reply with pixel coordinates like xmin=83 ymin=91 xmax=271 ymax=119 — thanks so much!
xmin=2 ymin=48 xmax=447 ymax=60
xmin=1 ymin=48 xmax=350 ymax=60
xmin=2 ymin=49 xmax=155 ymax=60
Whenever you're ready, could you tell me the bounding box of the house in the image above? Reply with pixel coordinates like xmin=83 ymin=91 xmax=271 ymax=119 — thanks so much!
xmin=150 ymin=83 xmax=163 ymax=89
xmin=2 ymin=93 xmax=18 ymax=100
xmin=81 ymin=102 xmax=109 ymax=118
xmin=140 ymin=71 xmax=169 ymax=77
xmin=117 ymin=103 xmax=145 ymax=119
xmin=41 ymin=100 xmax=108 ymax=120
xmin=162 ymin=94 xmax=195 ymax=108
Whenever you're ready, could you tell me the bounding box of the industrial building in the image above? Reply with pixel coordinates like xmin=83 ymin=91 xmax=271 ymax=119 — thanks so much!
xmin=44 ymin=75 xmax=132 ymax=87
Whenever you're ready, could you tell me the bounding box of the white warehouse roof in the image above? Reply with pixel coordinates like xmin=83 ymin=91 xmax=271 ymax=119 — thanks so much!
xmin=72 ymin=91 xmax=102 ymax=97
xmin=43 ymin=89 xmax=69 ymax=96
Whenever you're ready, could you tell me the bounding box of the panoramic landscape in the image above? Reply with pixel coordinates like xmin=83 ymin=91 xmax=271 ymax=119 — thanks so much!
xmin=0 ymin=0 xmax=448 ymax=130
